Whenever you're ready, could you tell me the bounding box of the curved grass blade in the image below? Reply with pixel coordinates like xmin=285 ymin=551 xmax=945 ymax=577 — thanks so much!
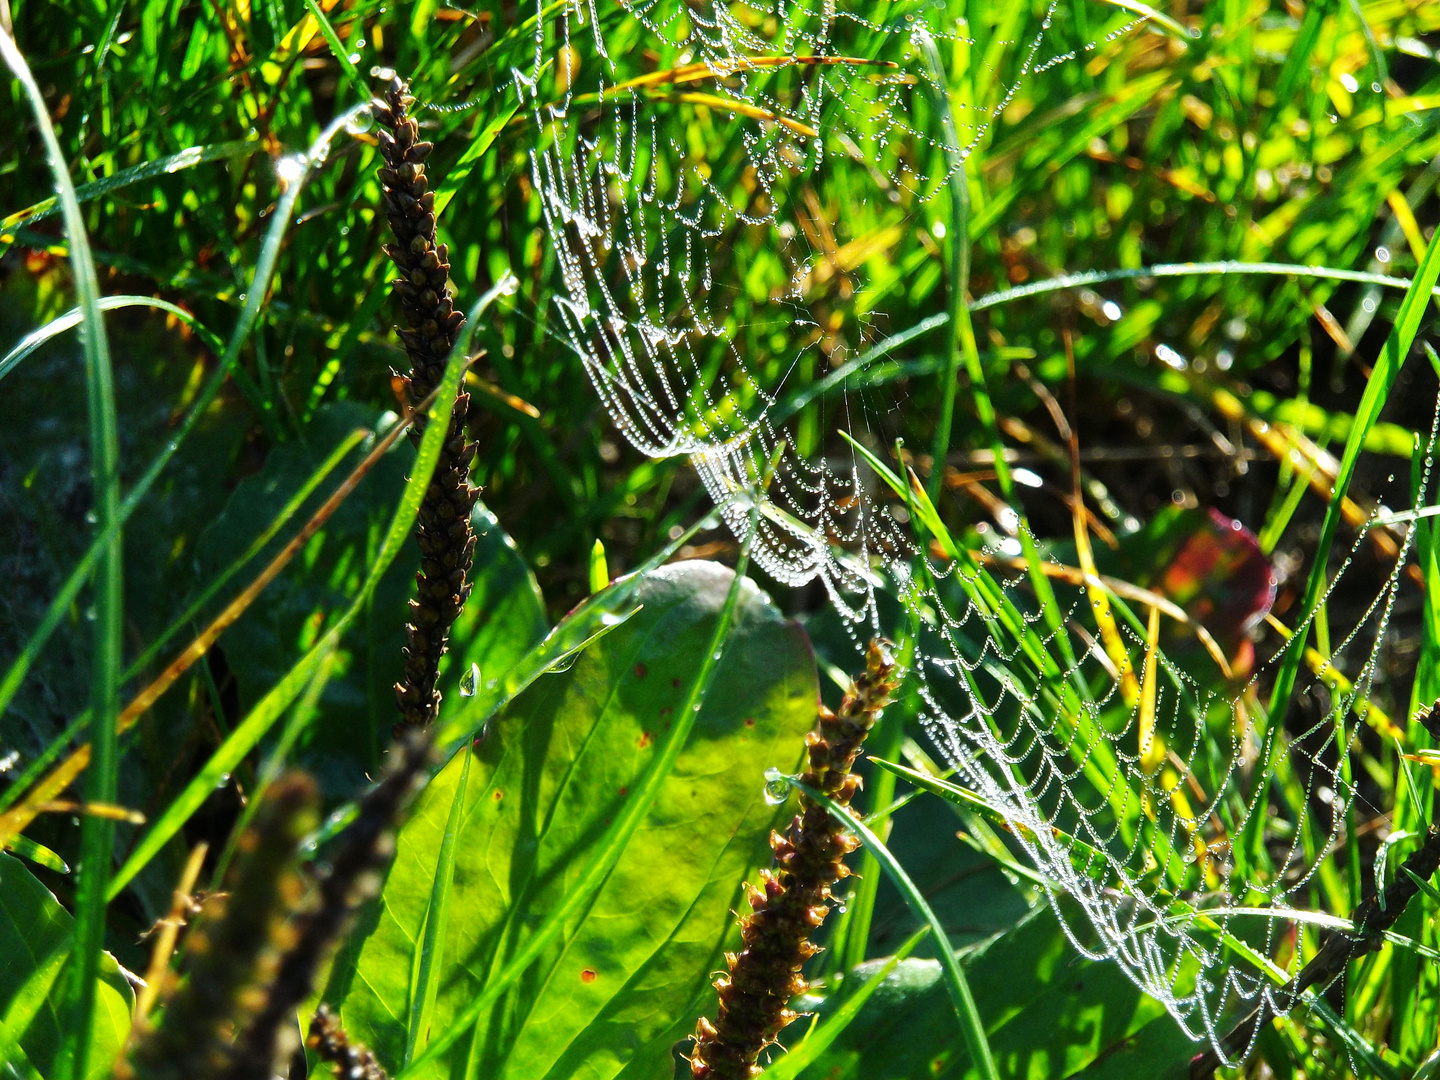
xmin=0 ymin=26 xmax=124 ymax=1080
xmin=970 ymin=260 xmax=1440 ymax=313
xmin=0 ymin=139 xmax=259 ymax=236
xmin=0 ymin=296 xmax=225 ymax=382
xmin=396 ymin=522 xmax=758 ymax=1080
xmin=788 ymin=777 xmax=999 ymax=1080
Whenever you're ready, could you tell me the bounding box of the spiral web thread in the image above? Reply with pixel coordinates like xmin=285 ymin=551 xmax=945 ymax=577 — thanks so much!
xmin=519 ymin=0 xmax=1433 ymax=1064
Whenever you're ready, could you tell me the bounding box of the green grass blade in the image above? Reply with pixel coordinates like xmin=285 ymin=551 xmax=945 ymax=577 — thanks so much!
xmin=396 ymin=523 xmax=757 ymax=1080
xmin=758 ymin=925 xmax=931 ymax=1080
xmin=209 ymin=644 xmax=342 ymax=886
xmin=1251 ymin=230 xmax=1440 ymax=868
xmin=790 ymin=777 xmax=999 ymax=1080
xmin=124 ymin=426 xmax=369 ymax=679
xmin=433 ymin=94 xmax=526 ymax=220
xmin=0 ymin=713 xmax=88 ymax=817
xmin=916 ymin=31 xmax=972 ymax=504
xmin=0 ymin=26 xmax=124 ymax=1080
xmin=6 ymin=835 xmax=70 ymax=874
xmin=404 ymin=749 xmax=471 ymax=1065
xmin=105 ymin=289 xmax=482 ymax=901
xmin=0 ymin=296 xmax=225 ymax=381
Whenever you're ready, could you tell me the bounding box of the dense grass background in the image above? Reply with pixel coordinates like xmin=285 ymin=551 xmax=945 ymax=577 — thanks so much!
xmin=7 ymin=0 xmax=1440 ymax=1077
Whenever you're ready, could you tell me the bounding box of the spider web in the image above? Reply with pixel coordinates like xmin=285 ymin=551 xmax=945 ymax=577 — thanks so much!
xmin=516 ymin=0 xmax=1431 ymax=1064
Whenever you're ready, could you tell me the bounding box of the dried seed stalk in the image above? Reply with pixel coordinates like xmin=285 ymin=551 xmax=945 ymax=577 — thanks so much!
xmin=122 ymin=774 xmax=318 ymax=1080
xmin=224 ymin=729 xmax=436 ymax=1080
xmin=373 ymin=76 xmax=479 ymax=732
xmin=689 ymin=639 xmax=899 ymax=1080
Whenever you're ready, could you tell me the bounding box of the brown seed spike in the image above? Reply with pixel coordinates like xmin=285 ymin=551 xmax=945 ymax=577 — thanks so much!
xmin=689 ymin=640 xmax=899 ymax=1080
xmin=372 ymin=76 xmax=480 ymax=734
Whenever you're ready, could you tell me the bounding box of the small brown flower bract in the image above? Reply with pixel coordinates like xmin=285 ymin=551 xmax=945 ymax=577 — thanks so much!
xmin=374 ymin=76 xmax=480 ymax=733
xmin=307 ymin=1005 xmax=390 ymax=1080
xmin=689 ymin=639 xmax=899 ymax=1080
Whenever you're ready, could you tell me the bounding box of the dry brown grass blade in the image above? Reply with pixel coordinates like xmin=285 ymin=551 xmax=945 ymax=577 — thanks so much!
xmin=1208 ymin=383 xmax=1422 ymax=590
xmin=609 ymin=54 xmax=897 ymax=94
xmin=0 ymin=748 xmax=89 ymax=851
xmin=131 ymin=841 xmax=210 ymax=1029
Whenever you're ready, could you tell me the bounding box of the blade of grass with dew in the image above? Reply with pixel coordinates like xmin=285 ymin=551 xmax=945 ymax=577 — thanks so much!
xmin=0 ymin=138 xmax=260 ymax=236
xmin=300 ymin=0 xmax=370 ymax=102
xmin=0 ymin=26 xmax=123 ymax=1080
xmin=104 ymin=291 xmax=482 ymax=900
xmin=0 ymin=296 xmax=224 ymax=382
xmin=398 ymin=523 xmax=757 ymax=1080
xmin=968 ymin=261 xmax=1440 ymax=313
xmin=787 ymin=777 xmax=999 ymax=1080
xmin=0 ymin=104 xmax=371 ymax=726
xmin=404 ymin=749 xmax=471 ymax=1065
xmin=1246 ymin=228 xmax=1440 ymax=874
xmin=759 ymin=925 xmax=931 ymax=1080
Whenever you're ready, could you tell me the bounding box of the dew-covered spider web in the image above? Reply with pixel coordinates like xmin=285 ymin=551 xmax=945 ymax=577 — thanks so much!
xmin=516 ymin=0 xmax=1436 ymax=1065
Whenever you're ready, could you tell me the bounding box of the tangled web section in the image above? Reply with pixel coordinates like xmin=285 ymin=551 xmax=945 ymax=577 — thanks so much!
xmin=512 ymin=0 xmax=1434 ymax=1063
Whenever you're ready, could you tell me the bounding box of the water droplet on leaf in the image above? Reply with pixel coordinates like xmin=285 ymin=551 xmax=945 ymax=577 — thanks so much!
xmin=763 ymin=767 xmax=791 ymax=806
xmin=459 ymin=662 xmax=481 ymax=697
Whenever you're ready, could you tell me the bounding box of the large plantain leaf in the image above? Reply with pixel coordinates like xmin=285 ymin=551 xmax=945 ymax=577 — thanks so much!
xmin=789 ymin=900 xmax=1192 ymax=1080
xmin=0 ymin=853 xmax=133 ymax=1079
xmin=326 ymin=559 xmax=818 ymax=1080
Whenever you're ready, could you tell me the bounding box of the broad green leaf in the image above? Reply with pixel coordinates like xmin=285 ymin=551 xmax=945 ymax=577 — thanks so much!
xmin=327 ymin=559 xmax=818 ymax=1080
xmin=0 ymin=853 xmax=132 ymax=1080
xmin=791 ymin=901 xmax=1191 ymax=1080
